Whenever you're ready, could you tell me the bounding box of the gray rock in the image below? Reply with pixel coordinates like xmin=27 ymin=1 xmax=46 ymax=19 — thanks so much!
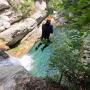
xmin=0 ymin=26 xmax=5 ymax=32
xmin=0 ymin=11 xmax=47 ymax=47
xmin=0 ymin=49 xmax=9 ymax=60
xmin=9 ymin=13 xmax=23 ymax=24
xmin=0 ymin=65 xmax=28 ymax=90
xmin=0 ymin=18 xmax=37 ymax=47
xmin=0 ymin=15 xmax=11 ymax=29
xmin=3 ymin=21 xmax=11 ymax=29
xmin=0 ymin=9 xmax=23 ymax=25
xmin=0 ymin=0 xmax=10 ymax=11
xmin=0 ymin=15 xmax=10 ymax=21
xmin=0 ymin=64 xmax=47 ymax=90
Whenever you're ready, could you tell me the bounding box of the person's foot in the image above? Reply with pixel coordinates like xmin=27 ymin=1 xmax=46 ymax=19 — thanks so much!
xmin=41 ymin=48 xmax=44 ymax=52
xmin=35 ymin=47 xmax=38 ymax=51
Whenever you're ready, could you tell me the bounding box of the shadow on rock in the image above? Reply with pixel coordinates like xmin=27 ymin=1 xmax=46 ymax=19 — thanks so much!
xmin=0 ymin=48 xmax=9 ymax=60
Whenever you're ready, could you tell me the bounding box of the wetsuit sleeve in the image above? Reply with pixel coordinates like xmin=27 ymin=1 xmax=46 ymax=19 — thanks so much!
xmin=41 ymin=24 xmax=44 ymax=39
xmin=50 ymin=25 xmax=53 ymax=33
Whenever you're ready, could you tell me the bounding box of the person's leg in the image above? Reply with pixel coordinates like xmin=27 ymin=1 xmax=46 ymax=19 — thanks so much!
xmin=41 ymin=44 xmax=49 ymax=51
xmin=35 ymin=42 xmax=42 ymax=50
xmin=41 ymin=39 xmax=51 ymax=51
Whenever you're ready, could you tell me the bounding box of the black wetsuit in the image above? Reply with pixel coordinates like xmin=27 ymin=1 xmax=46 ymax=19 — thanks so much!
xmin=41 ymin=23 xmax=53 ymax=40
xmin=36 ymin=21 xmax=53 ymax=51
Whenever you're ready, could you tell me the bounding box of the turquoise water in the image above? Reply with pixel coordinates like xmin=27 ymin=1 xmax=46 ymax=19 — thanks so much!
xmin=19 ymin=29 xmax=79 ymax=78
xmin=27 ymin=41 xmax=53 ymax=77
xmin=25 ymin=29 xmax=67 ymax=77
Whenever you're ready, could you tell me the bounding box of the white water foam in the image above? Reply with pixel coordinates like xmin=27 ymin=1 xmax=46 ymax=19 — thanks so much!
xmin=19 ymin=55 xmax=34 ymax=71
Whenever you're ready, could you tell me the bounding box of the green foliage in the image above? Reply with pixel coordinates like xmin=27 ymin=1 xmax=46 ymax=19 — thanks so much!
xmin=49 ymin=30 xmax=90 ymax=89
xmin=10 ymin=0 xmax=34 ymax=17
xmin=48 ymin=0 xmax=90 ymax=35
xmin=47 ymin=0 xmax=90 ymax=89
xmin=48 ymin=0 xmax=63 ymax=10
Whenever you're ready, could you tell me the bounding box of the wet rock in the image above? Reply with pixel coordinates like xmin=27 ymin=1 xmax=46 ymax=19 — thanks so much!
xmin=0 ymin=49 xmax=9 ymax=60
xmin=0 ymin=66 xmax=47 ymax=90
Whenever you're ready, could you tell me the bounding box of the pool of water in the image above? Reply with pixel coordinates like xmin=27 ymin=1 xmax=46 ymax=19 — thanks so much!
xmin=19 ymin=28 xmax=67 ymax=77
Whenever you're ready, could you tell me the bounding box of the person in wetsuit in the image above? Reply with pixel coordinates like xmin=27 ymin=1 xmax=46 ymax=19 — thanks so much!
xmin=35 ymin=17 xmax=53 ymax=51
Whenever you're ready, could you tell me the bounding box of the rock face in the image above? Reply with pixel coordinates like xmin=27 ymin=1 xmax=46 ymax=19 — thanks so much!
xmin=0 ymin=51 xmax=47 ymax=90
xmin=0 ymin=0 xmax=47 ymax=47
xmin=0 ymin=11 xmax=47 ymax=47
xmin=0 ymin=68 xmax=47 ymax=90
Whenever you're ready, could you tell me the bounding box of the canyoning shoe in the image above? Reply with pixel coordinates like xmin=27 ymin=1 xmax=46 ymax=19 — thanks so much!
xmin=41 ymin=48 xmax=44 ymax=52
xmin=35 ymin=47 xmax=38 ymax=51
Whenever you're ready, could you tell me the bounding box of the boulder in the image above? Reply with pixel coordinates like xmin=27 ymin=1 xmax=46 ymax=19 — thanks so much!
xmin=0 ymin=26 xmax=5 ymax=32
xmin=0 ymin=67 xmax=47 ymax=90
xmin=0 ymin=0 xmax=10 ymax=11
xmin=0 ymin=18 xmax=37 ymax=47
xmin=0 ymin=54 xmax=47 ymax=90
xmin=0 ymin=9 xmax=23 ymax=32
xmin=0 ymin=11 xmax=47 ymax=47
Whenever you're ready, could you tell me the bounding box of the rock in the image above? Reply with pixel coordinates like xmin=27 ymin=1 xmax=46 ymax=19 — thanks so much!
xmin=0 ymin=65 xmax=27 ymax=88
xmin=35 ymin=0 xmax=47 ymax=11
xmin=9 ymin=13 xmax=22 ymax=24
xmin=0 ymin=11 xmax=47 ymax=47
xmin=0 ymin=49 xmax=9 ymax=60
xmin=0 ymin=22 xmax=3 ymax=26
xmin=0 ymin=15 xmax=10 ymax=21
xmin=0 ymin=39 xmax=9 ymax=50
xmin=3 ymin=21 xmax=11 ymax=29
xmin=0 ymin=26 xmax=5 ymax=32
xmin=0 ymin=62 xmax=47 ymax=90
xmin=2 ymin=18 xmax=37 ymax=47
xmin=0 ymin=14 xmax=11 ymax=30
xmin=0 ymin=0 xmax=10 ymax=11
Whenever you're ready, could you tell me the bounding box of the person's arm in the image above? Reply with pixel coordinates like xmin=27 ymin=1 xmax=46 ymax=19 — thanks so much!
xmin=41 ymin=24 xmax=44 ymax=40
xmin=50 ymin=25 xmax=53 ymax=33
xmin=50 ymin=25 xmax=53 ymax=41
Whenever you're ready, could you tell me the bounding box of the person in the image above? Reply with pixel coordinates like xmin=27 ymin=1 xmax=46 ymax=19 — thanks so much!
xmin=35 ymin=16 xmax=53 ymax=51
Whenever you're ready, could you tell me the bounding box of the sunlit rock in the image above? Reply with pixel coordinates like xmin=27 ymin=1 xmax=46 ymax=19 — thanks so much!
xmin=0 ymin=0 xmax=10 ymax=11
xmin=0 ymin=26 xmax=5 ymax=32
xmin=0 ymin=11 xmax=47 ymax=47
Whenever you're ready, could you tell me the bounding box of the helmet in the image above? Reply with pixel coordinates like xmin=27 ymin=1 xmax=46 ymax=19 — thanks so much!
xmin=46 ymin=16 xmax=52 ymax=21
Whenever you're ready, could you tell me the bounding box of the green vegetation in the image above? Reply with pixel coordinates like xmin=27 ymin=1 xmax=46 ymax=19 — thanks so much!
xmin=46 ymin=0 xmax=90 ymax=89
xmin=9 ymin=0 xmax=34 ymax=17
